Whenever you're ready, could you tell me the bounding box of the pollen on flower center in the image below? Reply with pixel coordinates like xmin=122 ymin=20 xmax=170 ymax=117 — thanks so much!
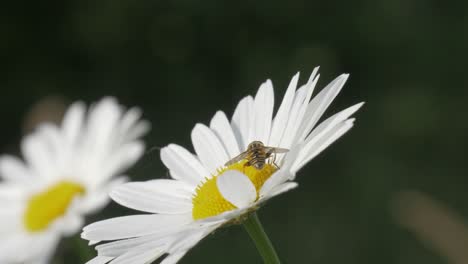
xmin=192 ymin=160 xmax=277 ymax=220
xmin=23 ymin=180 xmax=85 ymax=232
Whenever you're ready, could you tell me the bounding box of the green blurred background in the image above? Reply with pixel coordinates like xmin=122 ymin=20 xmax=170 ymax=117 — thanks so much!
xmin=1 ymin=0 xmax=468 ymax=263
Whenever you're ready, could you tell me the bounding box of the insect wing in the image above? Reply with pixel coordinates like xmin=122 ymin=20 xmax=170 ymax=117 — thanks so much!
xmin=264 ymin=146 xmax=289 ymax=154
xmin=224 ymin=151 xmax=249 ymax=166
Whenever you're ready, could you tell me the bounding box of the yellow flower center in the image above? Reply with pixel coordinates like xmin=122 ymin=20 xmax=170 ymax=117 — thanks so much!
xmin=23 ymin=181 xmax=85 ymax=232
xmin=192 ymin=160 xmax=276 ymax=220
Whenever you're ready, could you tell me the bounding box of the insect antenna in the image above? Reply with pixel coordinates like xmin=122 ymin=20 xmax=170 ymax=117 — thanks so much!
xmin=145 ymin=145 xmax=162 ymax=155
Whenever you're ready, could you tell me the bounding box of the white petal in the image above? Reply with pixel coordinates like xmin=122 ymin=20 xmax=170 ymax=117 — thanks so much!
xmin=29 ymin=235 xmax=59 ymax=264
xmin=278 ymin=85 xmax=307 ymax=149
xmin=62 ymin=101 xmax=86 ymax=146
xmin=294 ymin=102 xmax=363 ymax=172
xmin=82 ymin=214 xmax=192 ymax=241
xmin=118 ymin=107 xmax=148 ymax=142
xmin=79 ymin=177 xmax=127 ymax=214
xmin=89 ymin=240 xmax=100 ymax=246
xmin=279 ymin=70 xmax=320 ymax=150
xmin=0 ymin=203 xmax=23 ymax=235
xmin=217 ymin=170 xmax=256 ymax=208
xmin=24 ymin=123 xmax=71 ymax=181
xmin=291 ymin=69 xmax=320 ymax=135
xmin=124 ymin=121 xmax=150 ymax=144
xmin=195 ymin=208 xmax=246 ymax=224
xmin=296 ymin=74 xmax=349 ymax=142
xmin=191 ymin=124 xmax=229 ymax=173
xmin=103 ymin=230 xmax=188 ymax=263
xmin=293 ymin=118 xmax=356 ymax=173
xmin=109 ymin=247 xmax=163 ymax=264
xmin=0 ymin=155 xmax=31 ymax=182
xmin=85 ymin=98 xmax=122 ymax=152
xmin=0 ymin=233 xmax=59 ymax=264
xmin=253 ymin=80 xmax=274 ymax=143
xmin=305 ymin=103 xmax=362 ymax=143
xmin=0 ymin=183 xmax=27 ymax=200
xmin=263 ymin=182 xmax=298 ymax=200
xmin=162 ymin=224 xmax=220 ymax=264
xmin=96 ymin=233 xmax=166 ymax=257
xmin=0 ymin=235 xmax=25 ymax=261
xmin=209 ymin=111 xmax=241 ymax=158
xmin=85 ymin=256 xmax=113 ymax=264
xmin=160 ymin=251 xmax=187 ymax=264
xmin=36 ymin=124 xmax=63 ymax=154
xmin=20 ymin=134 xmax=55 ymax=180
xmin=110 ymin=179 xmax=193 ymax=214
xmin=36 ymin=124 xmax=69 ymax=175
xmin=100 ymin=226 xmax=215 ymax=264
xmin=258 ymin=168 xmax=290 ymax=198
xmin=268 ymin=72 xmax=299 ymax=147
xmin=60 ymin=214 xmax=85 ymax=236
xmin=160 ymin=144 xmax=208 ymax=186
xmin=231 ymin=96 xmax=254 ymax=150
xmin=99 ymin=142 xmax=145 ymax=183
xmin=77 ymin=99 xmax=120 ymax=170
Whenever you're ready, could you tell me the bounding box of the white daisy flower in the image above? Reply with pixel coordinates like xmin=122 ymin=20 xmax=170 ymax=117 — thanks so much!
xmin=0 ymin=97 xmax=149 ymax=263
xmin=82 ymin=68 xmax=363 ymax=264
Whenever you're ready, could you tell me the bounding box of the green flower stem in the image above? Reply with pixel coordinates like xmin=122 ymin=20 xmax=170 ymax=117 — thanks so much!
xmin=243 ymin=212 xmax=281 ymax=264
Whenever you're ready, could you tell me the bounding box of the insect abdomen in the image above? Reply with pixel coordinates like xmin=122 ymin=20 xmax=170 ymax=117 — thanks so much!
xmin=249 ymin=150 xmax=267 ymax=169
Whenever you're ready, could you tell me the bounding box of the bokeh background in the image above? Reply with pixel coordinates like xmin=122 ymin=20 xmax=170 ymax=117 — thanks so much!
xmin=1 ymin=0 xmax=468 ymax=263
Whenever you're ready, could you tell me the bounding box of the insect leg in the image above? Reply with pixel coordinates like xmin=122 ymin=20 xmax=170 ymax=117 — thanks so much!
xmin=271 ymin=152 xmax=280 ymax=169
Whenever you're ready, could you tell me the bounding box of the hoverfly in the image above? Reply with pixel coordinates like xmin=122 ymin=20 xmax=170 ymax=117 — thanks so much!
xmin=224 ymin=141 xmax=289 ymax=170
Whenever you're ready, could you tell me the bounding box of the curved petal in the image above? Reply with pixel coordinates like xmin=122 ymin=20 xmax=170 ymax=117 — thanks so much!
xmin=287 ymin=69 xmax=320 ymax=144
xmin=253 ymin=80 xmax=274 ymax=143
xmin=217 ymin=170 xmax=256 ymax=208
xmin=85 ymin=97 xmax=122 ymax=154
xmin=98 ymin=142 xmax=145 ymax=183
xmin=96 ymin=233 xmax=167 ymax=257
xmin=81 ymin=214 xmax=192 ymax=242
xmin=231 ymin=96 xmax=254 ymax=150
xmin=62 ymin=101 xmax=86 ymax=146
xmin=279 ymin=69 xmax=320 ymax=150
xmin=210 ymin=111 xmax=241 ymax=158
xmin=278 ymin=86 xmax=307 ymax=149
xmin=191 ymin=124 xmax=229 ymax=173
xmin=160 ymin=144 xmax=208 ymax=186
xmin=118 ymin=107 xmax=150 ymax=143
xmin=259 ymin=168 xmax=290 ymax=198
xmin=268 ymin=72 xmax=299 ymax=147
xmin=110 ymin=180 xmax=193 ymax=214
xmin=293 ymin=118 xmax=356 ymax=173
xmin=162 ymin=224 xmax=221 ymax=264
xmin=296 ymin=74 xmax=349 ymax=142
xmin=0 ymin=155 xmax=31 ymax=183
xmin=79 ymin=177 xmax=127 ymax=214
xmin=261 ymin=182 xmax=298 ymax=200
xmin=291 ymin=103 xmax=363 ymax=174
xmin=108 ymin=246 xmax=163 ymax=264
xmin=21 ymin=134 xmax=55 ymax=181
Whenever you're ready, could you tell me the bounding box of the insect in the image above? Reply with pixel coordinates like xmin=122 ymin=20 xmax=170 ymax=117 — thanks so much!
xmin=225 ymin=141 xmax=289 ymax=170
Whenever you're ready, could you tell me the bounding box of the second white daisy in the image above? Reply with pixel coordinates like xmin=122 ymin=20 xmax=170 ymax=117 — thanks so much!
xmin=0 ymin=98 xmax=149 ymax=263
